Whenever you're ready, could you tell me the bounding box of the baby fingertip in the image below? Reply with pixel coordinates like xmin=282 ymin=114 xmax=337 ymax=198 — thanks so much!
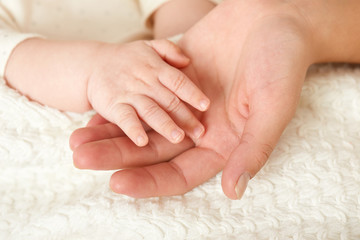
xmin=181 ymin=54 xmax=190 ymax=62
xmin=199 ymin=99 xmax=210 ymax=111
xmin=177 ymin=54 xmax=190 ymax=66
xmin=171 ymin=129 xmax=185 ymax=143
xmin=136 ymin=134 xmax=148 ymax=147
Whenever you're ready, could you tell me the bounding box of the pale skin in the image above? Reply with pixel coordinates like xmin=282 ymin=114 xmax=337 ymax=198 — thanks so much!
xmin=70 ymin=0 xmax=360 ymax=199
xmin=4 ymin=0 xmax=216 ymax=146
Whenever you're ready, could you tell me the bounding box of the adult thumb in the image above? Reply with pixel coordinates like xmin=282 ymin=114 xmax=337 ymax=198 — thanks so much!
xmin=221 ymin=104 xmax=295 ymax=200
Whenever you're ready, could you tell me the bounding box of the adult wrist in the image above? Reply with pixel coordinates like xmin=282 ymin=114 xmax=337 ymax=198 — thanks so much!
xmin=293 ymin=0 xmax=360 ymax=63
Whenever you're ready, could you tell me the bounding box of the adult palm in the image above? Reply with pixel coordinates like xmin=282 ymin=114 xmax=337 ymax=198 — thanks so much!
xmin=70 ymin=0 xmax=314 ymax=199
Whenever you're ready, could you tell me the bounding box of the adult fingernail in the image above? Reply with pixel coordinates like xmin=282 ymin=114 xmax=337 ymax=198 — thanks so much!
xmin=235 ymin=172 xmax=251 ymax=200
xmin=171 ymin=129 xmax=184 ymax=143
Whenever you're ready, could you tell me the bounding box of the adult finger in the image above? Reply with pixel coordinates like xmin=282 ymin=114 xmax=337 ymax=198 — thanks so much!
xmin=70 ymin=122 xmax=124 ymax=151
xmin=70 ymin=118 xmax=154 ymax=151
xmin=72 ymin=131 xmax=194 ymax=170
xmin=86 ymin=113 xmax=109 ymax=127
xmin=109 ymin=147 xmax=225 ymax=198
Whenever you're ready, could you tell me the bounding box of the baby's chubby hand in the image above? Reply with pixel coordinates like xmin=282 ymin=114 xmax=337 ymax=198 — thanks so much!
xmin=86 ymin=39 xmax=210 ymax=146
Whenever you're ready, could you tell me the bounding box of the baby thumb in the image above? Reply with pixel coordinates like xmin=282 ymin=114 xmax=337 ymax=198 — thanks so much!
xmin=145 ymin=39 xmax=190 ymax=68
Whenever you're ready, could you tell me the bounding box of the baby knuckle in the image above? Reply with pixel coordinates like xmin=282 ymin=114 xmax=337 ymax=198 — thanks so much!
xmin=105 ymin=99 xmax=121 ymax=115
xmin=171 ymin=73 xmax=187 ymax=92
xmin=141 ymin=103 xmax=160 ymax=120
xmin=108 ymin=104 xmax=132 ymax=126
xmin=165 ymin=96 xmax=181 ymax=113
xmin=161 ymin=119 xmax=177 ymax=132
xmin=116 ymin=110 xmax=134 ymax=126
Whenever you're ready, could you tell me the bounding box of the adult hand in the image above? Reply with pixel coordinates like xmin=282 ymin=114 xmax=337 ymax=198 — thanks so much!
xmin=70 ymin=0 xmax=315 ymax=199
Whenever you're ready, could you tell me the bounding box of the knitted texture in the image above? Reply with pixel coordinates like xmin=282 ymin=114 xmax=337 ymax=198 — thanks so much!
xmin=0 ymin=64 xmax=359 ymax=239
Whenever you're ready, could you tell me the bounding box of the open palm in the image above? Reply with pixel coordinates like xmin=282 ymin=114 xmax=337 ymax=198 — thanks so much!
xmin=70 ymin=0 xmax=314 ymax=199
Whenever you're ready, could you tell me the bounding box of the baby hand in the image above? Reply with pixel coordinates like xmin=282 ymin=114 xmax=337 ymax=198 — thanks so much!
xmin=87 ymin=39 xmax=210 ymax=146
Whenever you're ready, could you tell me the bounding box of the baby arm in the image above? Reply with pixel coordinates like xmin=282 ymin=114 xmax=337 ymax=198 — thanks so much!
xmin=3 ymin=0 xmax=216 ymax=146
xmin=5 ymin=38 xmax=209 ymax=146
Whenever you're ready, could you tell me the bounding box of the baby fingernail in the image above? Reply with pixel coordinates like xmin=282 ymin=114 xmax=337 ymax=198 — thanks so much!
xmin=199 ymin=100 xmax=210 ymax=111
xmin=235 ymin=172 xmax=251 ymax=200
xmin=171 ymin=129 xmax=184 ymax=143
xmin=181 ymin=54 xmax=190 ymax=61
xmin=136 ymin=135 xmax=147 ymax=146
xmin=193 ymin=126 xmax=205 ymax=139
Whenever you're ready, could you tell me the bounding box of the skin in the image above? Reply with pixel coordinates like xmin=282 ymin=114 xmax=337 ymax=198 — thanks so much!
xmin=4 ymin=0 xmax=215 ymax=146
xmin=153 ymin=0 xmax=216 ymax=39
xmin=70 ymin=0 xmax=360 ymax=199
xmin=86 ymin=39 xmax=210 ymax=146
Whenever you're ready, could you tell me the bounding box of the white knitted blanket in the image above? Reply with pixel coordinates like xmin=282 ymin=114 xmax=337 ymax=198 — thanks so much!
xmin=1 ymin=64 xmax=359 ymax=240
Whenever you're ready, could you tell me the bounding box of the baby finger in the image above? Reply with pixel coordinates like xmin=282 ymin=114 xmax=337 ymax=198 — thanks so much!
xmin=132 ymin=95 xmax=185 ymax=144
xmin=108 ymin=103 xmax=149 ymax=147
xmin=158 ymin=68 xmax=210 ymax=112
